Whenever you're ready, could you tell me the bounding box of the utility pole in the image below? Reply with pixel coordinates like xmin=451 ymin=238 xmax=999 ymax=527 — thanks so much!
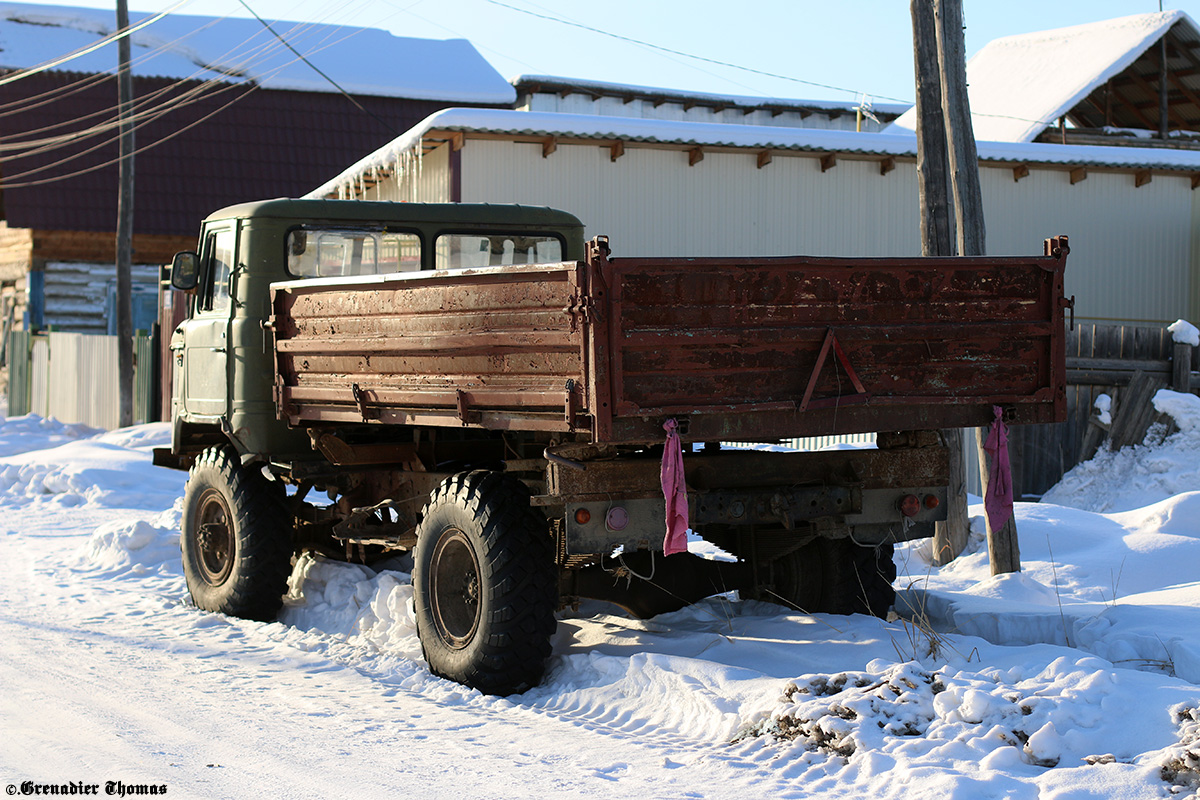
xmin=116 ymin=0 xmax=134 ymax=427
xmin=933 ymin=0 xmax=1020 ymax=575
xmin=910 ymin=0 xmax=967 ymax=567
xmin=912 ymin=0 xmax=1018 ymax=573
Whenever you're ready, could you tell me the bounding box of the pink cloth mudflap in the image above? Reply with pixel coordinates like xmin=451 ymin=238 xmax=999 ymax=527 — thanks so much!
xmin=983 ymin=405 xmax=1014 ymax=531
xmin=661 ymin=418 xmax=689 ymax=556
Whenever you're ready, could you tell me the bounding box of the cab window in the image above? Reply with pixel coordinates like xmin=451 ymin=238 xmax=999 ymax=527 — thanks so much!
xmin=434 ymin=234 xmax=562 ymax=270
xmin=287 ymin=228 xmax=421 ymax=277
xmin=198 ymin=228 xmax=234 ymax=315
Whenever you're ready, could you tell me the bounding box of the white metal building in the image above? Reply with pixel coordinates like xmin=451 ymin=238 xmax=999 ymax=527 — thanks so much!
xmin=308 ymin=107 xmax=1200 ymax=326
xmin=512 ymin=75 xmax=906 ymax=133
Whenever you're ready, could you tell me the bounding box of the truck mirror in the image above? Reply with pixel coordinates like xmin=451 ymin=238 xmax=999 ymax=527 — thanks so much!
xmin=171 ymin=251 xmax=200 ymax=291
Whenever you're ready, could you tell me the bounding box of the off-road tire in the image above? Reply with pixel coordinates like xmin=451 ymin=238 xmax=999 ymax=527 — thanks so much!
xmin=772 ymin=538 xmax=896 ymax=618
xmin=413 ymin=471 xmax=557 ymax=696
xmin=181 ymin=445 xmax=293 ymax=621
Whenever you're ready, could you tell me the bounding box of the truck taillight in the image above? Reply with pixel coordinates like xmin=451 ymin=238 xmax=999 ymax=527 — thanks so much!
xmin=574 ymin=508 xmax=591 ymax=525
xmin=605 ymin=507 xmax=629 ymax=532
xmin=898 ymin=494 xmax=921 ymax=517
xmin=924 ymin=494 xmax=940 ymax=510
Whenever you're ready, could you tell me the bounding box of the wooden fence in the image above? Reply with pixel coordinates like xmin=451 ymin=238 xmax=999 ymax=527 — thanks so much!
xmin=1014 ymin=322 xmax=1199 ymax=498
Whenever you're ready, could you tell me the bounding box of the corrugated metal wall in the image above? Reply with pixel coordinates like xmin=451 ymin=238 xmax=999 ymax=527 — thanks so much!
xmin=981 ymin=168 xmax=1194 ymax=325
xmin=452 ymin=138 xmax=1198 ymax=325
xmin=461 ymin=140 xmax=922 ymax=257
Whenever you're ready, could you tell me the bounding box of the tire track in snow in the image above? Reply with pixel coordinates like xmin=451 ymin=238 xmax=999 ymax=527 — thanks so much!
xmin=14 ymin=511 xmax=812 ymax=798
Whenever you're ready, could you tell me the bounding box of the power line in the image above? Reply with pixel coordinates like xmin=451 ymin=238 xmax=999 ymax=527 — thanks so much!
xmin=0 ymin=0 xmax=191 ymax=88
xmin=236 ymin=0 xmax=401 ymax=136
xmin=484 ymin=0 xmax=914 ymax=105
xmin=0 ymin=7 xmax=357 ymax=164
xmin=0 ymin=7 xmax=394 ymax=187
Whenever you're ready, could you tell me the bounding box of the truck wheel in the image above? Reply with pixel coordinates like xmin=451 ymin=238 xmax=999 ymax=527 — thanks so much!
xmin=413 ymin=471 xmax=557 ymax=696
xmin=771 ymin=538 xmax=895 ymax=618
xmin=181 ymin=445 xmax=293 ymax=621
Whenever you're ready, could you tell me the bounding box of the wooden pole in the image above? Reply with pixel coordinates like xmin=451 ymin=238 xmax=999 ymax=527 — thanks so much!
xmin=1174 ymin=341 xmax=1193 ymax=393
xmin=911 ymin=0 xmax=967 ymax=566
xmin=116 ymin=0 xmax=134 ymax=428
xmin=934 ymin=0 xmax=1019 ymax=574
xmin=911 ymin=0 xmax=954 ymax=257
xmin=934 ymin=0 xmax=984 ymax=257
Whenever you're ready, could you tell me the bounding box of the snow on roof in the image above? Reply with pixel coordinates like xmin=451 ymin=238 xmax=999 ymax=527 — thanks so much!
xmin=512 ymin=73 xmax=912 ymax=118
xmin=0 ymin=1 xmax=516 ymax=103
xmin=889 ymin=11 xmax=1192 ymax=143
xmin=306 ymin=106 xmax=1200 ymax=199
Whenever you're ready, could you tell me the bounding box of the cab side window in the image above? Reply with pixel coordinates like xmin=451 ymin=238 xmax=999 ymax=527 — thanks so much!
xmin=199 ymin=228 xmax=235 ymax=315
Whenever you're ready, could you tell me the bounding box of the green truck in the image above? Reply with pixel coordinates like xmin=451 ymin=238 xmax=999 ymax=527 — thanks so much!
xmin=158 ymin=198 xmax=1070 ymax=695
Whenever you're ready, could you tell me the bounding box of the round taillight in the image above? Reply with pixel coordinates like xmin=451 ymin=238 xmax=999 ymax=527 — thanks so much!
xmin=898 ymin=494 xmax=921 ymax=518
xmin=924 ymin=494 xmax=940 ymax=510
xmin=606 ymin=506 xmax=629 ymax=531
xmin=574 ymin=508 xmax=591 ymax=525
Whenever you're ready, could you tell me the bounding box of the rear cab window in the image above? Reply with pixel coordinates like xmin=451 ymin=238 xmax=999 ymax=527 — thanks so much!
xmin=287 ymin=228 xmax=421 ymax=278
xmin=434 ymin=233 xmax=563 ymax=270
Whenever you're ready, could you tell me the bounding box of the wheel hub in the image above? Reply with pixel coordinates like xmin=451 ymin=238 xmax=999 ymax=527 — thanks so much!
xmin=429 ymin=528 xmax=482 ymax=649
xmin=192 ymin=488 xmax=234 ymax=585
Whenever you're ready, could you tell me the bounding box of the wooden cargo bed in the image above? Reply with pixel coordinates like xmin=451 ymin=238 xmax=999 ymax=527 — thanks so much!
xmin=270 ymin=238 xmax=1070 ymax=444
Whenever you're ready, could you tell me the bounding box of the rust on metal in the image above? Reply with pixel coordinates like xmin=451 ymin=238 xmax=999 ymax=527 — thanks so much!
xmin=270 ymin=238 xmax=1069 ymax=447
xmin=798 ymin=328 xmax=871 ymax=412
xmin=308 ymin=430 xmax=423 ymax=468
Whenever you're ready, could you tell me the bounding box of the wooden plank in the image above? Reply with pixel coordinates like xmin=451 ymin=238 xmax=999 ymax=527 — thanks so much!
xmin=1067 ymin=356 xmax=1171 ymax=372
xmin=1108 ymin=370 xmax=1169 ymax=449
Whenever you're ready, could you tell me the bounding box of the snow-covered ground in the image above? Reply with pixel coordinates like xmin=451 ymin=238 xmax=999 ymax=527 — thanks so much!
xmin=2 ymin=397 xmax=1199 ymax=799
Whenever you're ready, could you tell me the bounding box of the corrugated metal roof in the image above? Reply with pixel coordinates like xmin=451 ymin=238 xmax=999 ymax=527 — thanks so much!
xmin=0 ymin=1 xmax=515 ymax=104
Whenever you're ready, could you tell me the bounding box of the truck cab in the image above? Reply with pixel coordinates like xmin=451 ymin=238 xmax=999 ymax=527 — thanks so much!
xmin=166 ymin=198 xmax=586 ymax=464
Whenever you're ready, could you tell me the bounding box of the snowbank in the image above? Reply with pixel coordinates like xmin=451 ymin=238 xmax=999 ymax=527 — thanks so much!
xmin=1042 ymin=390 xmax=1200 ymax=512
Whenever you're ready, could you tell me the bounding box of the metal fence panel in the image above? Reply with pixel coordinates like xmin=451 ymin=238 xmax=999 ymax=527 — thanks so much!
xmin=7 ymin=331 xmax=31 ymax=416
xmin=134 ymin=333 xmax=156 ymax=424
xmin=7 ymin=332 xmax=156 ymax=429
xmin=30 ymin=336 xmax=49 ymax=417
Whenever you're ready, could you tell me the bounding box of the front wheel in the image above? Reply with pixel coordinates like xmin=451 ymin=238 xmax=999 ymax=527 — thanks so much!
xmin=413 ymin=471 xmax=557 ymax=696
xmin=181 ymin=445 xmax=293 ymax=621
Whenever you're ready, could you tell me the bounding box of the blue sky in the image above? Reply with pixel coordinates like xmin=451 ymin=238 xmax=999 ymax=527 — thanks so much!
xmin=10 ymin=0 xmax=1195 ymax=105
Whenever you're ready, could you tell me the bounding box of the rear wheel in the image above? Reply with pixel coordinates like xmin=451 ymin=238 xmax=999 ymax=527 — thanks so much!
xmin=770 ymin=538 xmax=895 ymax=618
xmin=181 ymin=445 xmax=293 ymax=621
xmin=413 ymin=471 xmax=557 ymax=696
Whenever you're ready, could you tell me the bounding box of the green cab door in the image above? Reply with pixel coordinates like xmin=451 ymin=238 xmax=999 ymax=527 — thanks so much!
xmin=178 ymin=226 xmax=235 ymax=421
